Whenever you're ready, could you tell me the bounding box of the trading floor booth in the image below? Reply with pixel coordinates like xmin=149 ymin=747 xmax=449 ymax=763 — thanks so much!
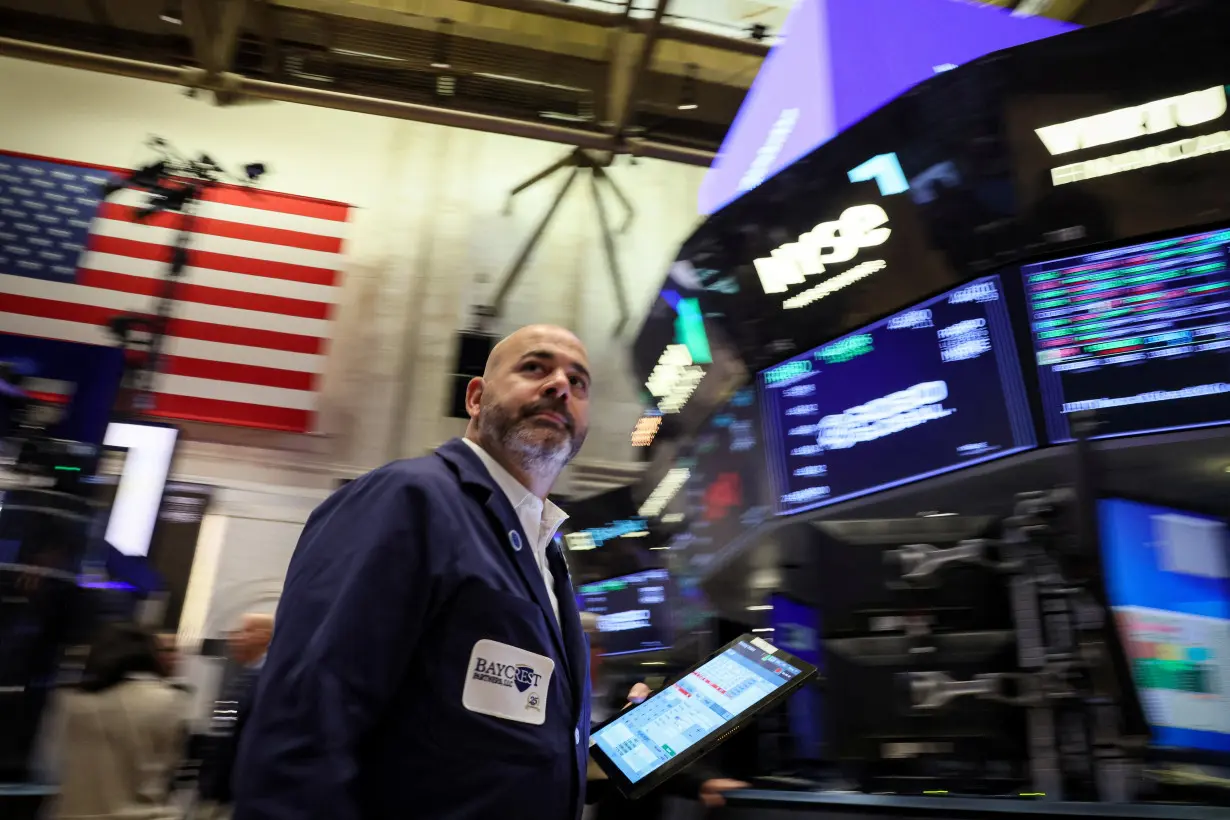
xmin=620 ymin=3 xmax=1230 ymax=818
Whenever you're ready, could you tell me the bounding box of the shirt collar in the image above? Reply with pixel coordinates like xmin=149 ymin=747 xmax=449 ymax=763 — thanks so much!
xmin=461 ymin=438 xmax=568 ymax=536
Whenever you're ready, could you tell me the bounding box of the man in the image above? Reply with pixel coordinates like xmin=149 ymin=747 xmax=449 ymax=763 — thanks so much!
xmin=234 ymin=325 xmax=592 ymax=820
xmin=197 ymin=614 xmax=273 ymax=815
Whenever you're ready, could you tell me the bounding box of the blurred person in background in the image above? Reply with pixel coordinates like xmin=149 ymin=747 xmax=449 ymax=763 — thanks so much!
xmin=44 ymin=622 xmax=191 ymax=820
xmin=235 ymin=325 xmax=593 ymax=820
xmin=196 ymin=614 xmax=273 ymax=818
xmin=583 ymin=614 xmax=749 ymax=818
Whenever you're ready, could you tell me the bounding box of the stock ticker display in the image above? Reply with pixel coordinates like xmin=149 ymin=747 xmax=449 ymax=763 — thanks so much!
xmin=760 ymin=275 xmax=1037 ymax=517
xmin=1024 ymin=228 xmax=1230 ymax=442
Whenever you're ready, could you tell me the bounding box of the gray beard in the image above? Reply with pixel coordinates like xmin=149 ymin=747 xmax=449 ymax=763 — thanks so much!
xmin=478 ymin=406 xmax=576 ymax=480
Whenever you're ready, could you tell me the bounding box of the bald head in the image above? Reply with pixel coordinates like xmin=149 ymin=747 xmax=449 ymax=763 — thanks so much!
xmin=465 ymin=324 xmax=591 ymax=497
xmin=229 ymin=612 xmax=274 ymax=665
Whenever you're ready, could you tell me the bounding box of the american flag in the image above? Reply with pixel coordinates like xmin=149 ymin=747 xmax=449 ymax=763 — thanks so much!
xmin=0 ymin=151 xmax=350 ymax=432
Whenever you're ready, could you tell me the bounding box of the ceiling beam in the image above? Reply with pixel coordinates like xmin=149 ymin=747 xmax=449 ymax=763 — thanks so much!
xmin=0 ymin=35 xmax=715 ymax=166
xmin=184 ymin=0 xmax=249 ymax=77
xmin=461 ymin=0 xmax=769 ymax=56
xmin=610 ymin=0 xmax=669 ymax=138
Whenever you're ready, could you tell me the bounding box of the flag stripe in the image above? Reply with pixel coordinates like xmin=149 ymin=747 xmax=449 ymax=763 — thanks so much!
xmin=1 ymin=295 xmax=323 ymax=354
xmin=153 ymin=372 xmax=316 ymax=411
xmin=108 ymin=189 xmax=349 ymax=237
xmin=163 ymin=354 xmax=316 ymax=391
xmin=0 ymin=315 xmax=325 ymax=373
xmin=0 ymin=273 xmax=333 ymax=337
xmin=91 ymin=217 xmax=343 ymax=270
xmin=77 ymin=268 xmax=333 ymax=321
xmin=97 ymin=203 xmax=345 ymax=254
xmin=147 ymin=392 xmax=311 ymax=432
xmin=87 ymin=236 xmax=339 ymax=288
xmin=201 ymin=186 xmax=349 ymax=223
xmin=82 ymin=251 xmax=339 ymax=303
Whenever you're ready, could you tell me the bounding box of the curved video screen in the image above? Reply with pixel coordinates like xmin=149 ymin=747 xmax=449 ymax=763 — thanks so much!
xmin=760 ymin=274 xmax=1037 ymax=516
xmin=1023 ymin=227 xmax=1230 ymax=442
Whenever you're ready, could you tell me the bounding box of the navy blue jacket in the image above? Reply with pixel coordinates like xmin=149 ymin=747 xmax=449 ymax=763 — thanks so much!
xmin=232 ymin=439 xmax=591 ymax=820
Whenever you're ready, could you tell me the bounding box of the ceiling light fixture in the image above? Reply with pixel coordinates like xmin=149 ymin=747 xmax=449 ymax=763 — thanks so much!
xmin=333 ymin=48 xmax=404 ymax=63
xmin=677 ymin=63 xmax=699 ymax=112
xmin=746 ymin=604 xmax=774 ymax=611
xmin=431 ymin=18 xmax=453 ymax=70
xmin=752 ymin=627 xmax=775 ymax=633
xmin=160 ymin=0 xmax=183 ymax=25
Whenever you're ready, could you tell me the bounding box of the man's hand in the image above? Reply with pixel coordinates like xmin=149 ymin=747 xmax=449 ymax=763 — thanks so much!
xmin=626 ymin=682 xmax=651 ymax=704
xmin=698 ymin=778 xmax=750 ymax=809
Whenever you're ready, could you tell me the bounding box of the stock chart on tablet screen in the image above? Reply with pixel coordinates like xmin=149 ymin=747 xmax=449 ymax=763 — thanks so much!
xmin=1023 ymin=228 xmax=1230 ymax=442
xmin=760 ymin=275 xmax=1036 ymax=517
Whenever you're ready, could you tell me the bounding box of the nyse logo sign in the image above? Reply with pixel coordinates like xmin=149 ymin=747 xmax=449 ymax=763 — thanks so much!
xmin=1037 ymin=85 xmax=1230 ymax=186
xmin=753 ymin=204 xmax=891 ymax=300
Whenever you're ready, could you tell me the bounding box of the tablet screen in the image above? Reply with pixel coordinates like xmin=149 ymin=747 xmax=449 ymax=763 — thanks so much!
xmin=591 ymin=637 xmax=805 ymax=783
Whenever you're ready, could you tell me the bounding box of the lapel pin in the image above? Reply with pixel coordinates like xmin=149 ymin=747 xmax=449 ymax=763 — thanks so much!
xmin=509 ymin=530 xmax=523 ymax=552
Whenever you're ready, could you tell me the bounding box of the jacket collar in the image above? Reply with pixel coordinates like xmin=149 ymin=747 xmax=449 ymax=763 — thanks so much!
xmin=434 ymin=437 xmax=502 ymax=499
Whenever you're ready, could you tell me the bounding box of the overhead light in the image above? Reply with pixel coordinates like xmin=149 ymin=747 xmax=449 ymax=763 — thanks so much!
xmin=622 ymin=531 xmax=649 ymax=538
xmin=649 ymin=546 xmax=670 ymax=550
xmin=638 ymin=467 xmax=690 ymax=518
xmin=475 ymin=72 xmax=584 ymax=92
xmin=432 ymin=18 xmax=453 ymax=70
xmin=920 ymin=511 xmax=958 ymax=518
xmin=746 ymin=605 xmax=774 ymax=611
xmin=632 ymin=412 xmax=663 ymax=447
xmin=160 ymin=0 xmax=182 ymax=25
xmin=641 ymin=661 xmax=667 ymax=666
xmin=752 ymin=627 xmax=775 ymax=633
xmin=540 ymin=111 xmax=590 ymax=123
xmin=333 ymin=48 xmax=404 ymax=63
xmin=677 ymin=63 xmax=698 ymax=112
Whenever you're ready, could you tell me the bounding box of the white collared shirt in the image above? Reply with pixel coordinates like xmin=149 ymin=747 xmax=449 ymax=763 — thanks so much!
xmin=462 ymin=438 xmax=569 ymax=625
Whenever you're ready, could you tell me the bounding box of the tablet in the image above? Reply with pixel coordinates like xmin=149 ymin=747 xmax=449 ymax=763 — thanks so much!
xmin=589 ymin=633 xmax=817 ymax=799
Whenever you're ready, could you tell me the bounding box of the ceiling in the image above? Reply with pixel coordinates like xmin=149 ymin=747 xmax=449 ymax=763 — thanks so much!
xmin=0 ymin=0 xmax=1162 ymax=162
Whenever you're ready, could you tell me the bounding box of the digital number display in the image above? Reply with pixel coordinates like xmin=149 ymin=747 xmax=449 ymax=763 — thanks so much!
xmin=760 ymin=275 xmax=1037 ymax=516
xmin=1023 ymin=228 xmax=1230 ymax=442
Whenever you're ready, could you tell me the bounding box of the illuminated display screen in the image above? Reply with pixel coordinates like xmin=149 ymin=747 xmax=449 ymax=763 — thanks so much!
xmin=1023 ymin=228 xmax=1230 ymax=442
xmin=1100 ymin=498 xmax=1230 ymax=754
xmin=592 ymin=638 xmax=804 ymax=783
xmin=760 ymin=275 xmax=1036 ymax=516
xmin=671 ymin=386 xmax=772 ymax=558
xmin=578 ymin=569 xmax=673 ymax=657
xmin=698 ymin=0 xmax=1073 ymax=215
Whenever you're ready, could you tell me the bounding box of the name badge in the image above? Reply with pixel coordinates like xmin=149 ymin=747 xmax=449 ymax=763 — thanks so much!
xmin=462 ymin=639 xmax=555 ymax=726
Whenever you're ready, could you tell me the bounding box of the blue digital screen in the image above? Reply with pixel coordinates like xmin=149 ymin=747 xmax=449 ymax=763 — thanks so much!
xmin=578 ymin=569 xmax=673 ymax=657
xmin=769 ymin=594 xmax=823 ymax=760
xmin=1023 ymin=228 xmax=1230 ymax=443
xmin=759 ymin=275 xmax=1037 ymax=516
xmin=1099 ymin=498 xmax=1230 ymax=754
xmin=593 ymin=639 xmax=803 ymax=783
